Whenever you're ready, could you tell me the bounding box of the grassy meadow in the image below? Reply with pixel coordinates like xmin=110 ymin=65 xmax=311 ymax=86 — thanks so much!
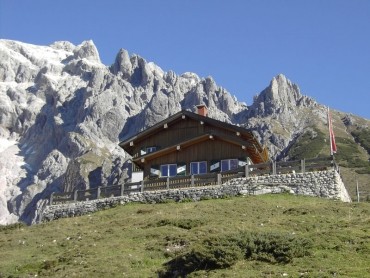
xmin=0 ymin=194 xmax=369 ymax=277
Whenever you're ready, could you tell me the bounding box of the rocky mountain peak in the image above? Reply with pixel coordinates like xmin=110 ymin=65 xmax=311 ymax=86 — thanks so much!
xmin=50 ymin=41 xmax=75 ymax=52
xmin=247 ymin=74 xmax=315 ymax=117
xmin=73 ymin=40 xmax=101 ymax=63
xmin=269 ymin=74 xmax=301 ymax=104
xmin=243 ymin=74 xmax=320 ymax=159
xmin=111 ymin=48 xmax=132 ymax=77
xmin=110 ymin=50 xmax=159 ymax=87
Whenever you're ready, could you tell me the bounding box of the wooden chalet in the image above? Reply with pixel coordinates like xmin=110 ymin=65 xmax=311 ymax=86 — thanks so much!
xmin=119 ymin=105 xmax=269 ymax=180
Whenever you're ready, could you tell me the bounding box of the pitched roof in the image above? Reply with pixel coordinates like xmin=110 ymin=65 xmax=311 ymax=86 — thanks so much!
xmin=119 ymin=110 xmax=269 ymax=163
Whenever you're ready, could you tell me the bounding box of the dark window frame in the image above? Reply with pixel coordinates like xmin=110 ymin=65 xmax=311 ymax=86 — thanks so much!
xmin=221 ymin=159 xmax=238 ymax=172
xmin=190 ymin=161 xmax=207 ymax=175
xmin=160 ymin=164 xmax=177 ymax=177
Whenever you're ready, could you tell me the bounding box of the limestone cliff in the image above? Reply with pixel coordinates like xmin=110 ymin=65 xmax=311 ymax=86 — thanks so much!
xmin=0 ymin=39 xmax=369 ymax=224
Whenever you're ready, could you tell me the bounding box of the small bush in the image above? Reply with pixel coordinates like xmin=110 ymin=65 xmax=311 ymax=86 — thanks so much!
xmin=136 ymin=208 xmax=154 ymax=214
xmin=0 ymin=222 xmax=26 ymax=232
xmin=351 ymin=128 xmax=370 ymax=155
xmin=283 ymin=207 xmax=310 ymax=216
xmin=194 ymin=237 xmax=244 ymax=268
xmin=179 ymin=198 xmax=193 ymax=203
xmin=42 ymin=260 xmax=57 ymax=270
xmin=153 ymin=218 xmax=204 ymax=230
xmin=159 ymin=231 xmax=312 ymax=276
xmin=241 ymin=232 xmax=312 ymax=264
xmin=159 ymin=237 xmax=243 ymax=277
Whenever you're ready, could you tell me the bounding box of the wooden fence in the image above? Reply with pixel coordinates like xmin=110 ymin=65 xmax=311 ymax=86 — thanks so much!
xmin=50 ymin=156 xmax=336 ymax=205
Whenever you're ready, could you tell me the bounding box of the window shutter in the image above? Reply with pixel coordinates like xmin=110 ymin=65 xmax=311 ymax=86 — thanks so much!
xmin=150 ymin=165 xmax=160 ymax=177
xmin=177 ymin=163 xmax=186 ymax=176
xmin=210 ymin=160 xmax=220 ymax=172
xmin=238 ymin=157 xmax=247 ymax=167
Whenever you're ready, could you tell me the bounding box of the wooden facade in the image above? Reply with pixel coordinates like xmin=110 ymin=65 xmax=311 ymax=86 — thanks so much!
xmin=119 ymin=110 xmax=269 ymax=180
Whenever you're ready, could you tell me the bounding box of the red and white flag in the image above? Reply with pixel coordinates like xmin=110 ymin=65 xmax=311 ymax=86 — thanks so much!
xmin=327 ymin=107 xmax=337 ymax=155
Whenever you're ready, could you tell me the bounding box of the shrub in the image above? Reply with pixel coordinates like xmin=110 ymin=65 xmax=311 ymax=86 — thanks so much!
xmin=0 ymin=222 xmax=27 ymax=233
xmin=158 ymin=236 xmax=243 ymax=277
xmin=136 ymin=208 xmax=154 ymax=214
xmin=153 ymin=218 xmax=204 ymax=230
xmin=287 ymin=129 xmax=326 ymax=160
xmin=351 ymin=128 xmax=370 ymax=155
xmin=240 ymin=231 xmax=312 ymax=264
xmin=355 ymin=166 xmax=370 ymax=174
xmin=193 ymin=237 xmax=244 ymax=268
xmin=158 ymin=231 xmax=312 ymax=276
xmin=179 ymin=198 xmax=193 ymax=203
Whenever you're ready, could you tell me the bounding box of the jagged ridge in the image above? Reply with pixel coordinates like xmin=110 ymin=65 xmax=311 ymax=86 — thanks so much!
xmin=0 ymin=39 xmax=369 ymax=225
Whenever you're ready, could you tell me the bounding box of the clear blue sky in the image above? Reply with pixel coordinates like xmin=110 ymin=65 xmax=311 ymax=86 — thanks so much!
xmin=1 ymin=0 xmax=369 ymax=119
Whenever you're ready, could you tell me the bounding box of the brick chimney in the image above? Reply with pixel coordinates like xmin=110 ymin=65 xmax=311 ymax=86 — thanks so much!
xmin=196 ymin=104 xmax=208 ymax=117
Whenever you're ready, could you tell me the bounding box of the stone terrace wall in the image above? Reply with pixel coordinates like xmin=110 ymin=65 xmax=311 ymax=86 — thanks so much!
xmin=41 ymin=170 xmax=351 ymax=222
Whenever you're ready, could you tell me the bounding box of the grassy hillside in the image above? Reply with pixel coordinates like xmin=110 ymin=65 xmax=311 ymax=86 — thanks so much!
xmin=1 ymin=195 xmax=369 ymax=277
xmin=285 ymin=111 xmax=370 ymax=201
xmin=287 ymin=128 xmax=327 ymax=160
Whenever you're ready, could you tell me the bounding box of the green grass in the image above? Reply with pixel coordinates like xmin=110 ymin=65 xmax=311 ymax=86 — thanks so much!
xmin=1 ymin=195 xmax=370 ymax=277
xmin=287 ymin=128 xmax=327 ymax=160
xmin=334 ymin=137 xmax=370 ymax=174
xmin=287 ymin=126 xmax=370 ymax=175
xmin=351 ymin=128 xmax=370 ymax=155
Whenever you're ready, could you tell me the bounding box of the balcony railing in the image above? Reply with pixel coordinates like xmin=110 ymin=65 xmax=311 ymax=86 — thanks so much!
xmin=50 ymin=157 xmax=336 ymax=205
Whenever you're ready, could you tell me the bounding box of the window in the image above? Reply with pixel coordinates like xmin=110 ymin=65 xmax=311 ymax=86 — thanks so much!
xmin=221 ymin=159 xmax=238 ymax=172
xmin=190 ymin=161 xmax=207 ymax=175
xmin=146 ymin=146 xmax=156 ymax=153
xmin=160 ymin=164 xmax=177 ymax=177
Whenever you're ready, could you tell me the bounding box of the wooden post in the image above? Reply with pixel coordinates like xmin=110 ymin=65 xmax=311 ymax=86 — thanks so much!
xmin=272 ymin=161 xmax=276 ymax=175
xmin=73 ymin=189 xmax=78 ymax=202
xmin=120 ymin=183 xmax=124 ymax=196
xmin=301 ymin=159 xmax=305 ymax=173
xmin=331 ymin=155 xmax=336 ymax=171
xmin=356 ymin=180 xmax=360 ymax=203
xmin=97 ymin=186 xmax=101 ymax=199
xmin=245 ymin=164 xmax=249 ymax=178
xmin=167 ymin=177 xmax=170 ymax=190
xmin=191 ymin=175 xmax=194 ymax=187
xmin=217 ymin=173 xmax=222 ymax=185
xmin=49 ymin=192 xmax=54 ymax=205
xmin=141 ymin=181 xmax=145 ymax=192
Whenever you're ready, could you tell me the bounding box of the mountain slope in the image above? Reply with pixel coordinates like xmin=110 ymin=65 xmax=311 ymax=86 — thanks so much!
xmin=1 ymin=195 xmax=369 ymax=277
xmin=0 ymin=39 xmax=369 ymax=224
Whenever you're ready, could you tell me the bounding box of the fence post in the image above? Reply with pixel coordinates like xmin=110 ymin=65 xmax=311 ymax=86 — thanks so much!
xmin=191 ymin=175 xmax=194 ymax=187
xmin=332 ymin=158 xmax=339 ymax=173
xmin=245 ymin=164 xmax=249 ymax=178
xmin=120 ymin=183 xmax=124 ymax=196
xmin=49 ymin=192 xmax=54 ymax=205
xmin=141 ymin=180 xmax=145 ymax=192
xmin=356 ymin=180 xmax=360 ymax=203
xmin=97 ymin=186 xmax=101 ymax=199
xmin=272 ymin=161 xmax=277 ymax=175
xmin=167 ymin=177 xmax=170 ymax=190
xmin=301 ymin=159 xmax=305 ymax=173
xmin=73 ymin=189 xmax=78 ymax=202
xmin=217 ymin=173 xmax=222 ymax=185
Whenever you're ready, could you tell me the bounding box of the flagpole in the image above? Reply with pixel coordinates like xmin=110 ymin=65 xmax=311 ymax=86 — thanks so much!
xmin=327 ymin=107 xmax=337 ymax=171
xmin=328 ymin=107 xmax=334 ymax=156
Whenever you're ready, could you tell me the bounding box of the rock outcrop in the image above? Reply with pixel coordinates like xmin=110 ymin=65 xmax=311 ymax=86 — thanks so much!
xmin=0 ymin=39 xmax=250 ymax=224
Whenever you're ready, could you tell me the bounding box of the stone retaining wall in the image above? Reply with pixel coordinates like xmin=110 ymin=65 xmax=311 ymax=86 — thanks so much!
xmin=41 ymin=170 xmax=351 ymax=222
